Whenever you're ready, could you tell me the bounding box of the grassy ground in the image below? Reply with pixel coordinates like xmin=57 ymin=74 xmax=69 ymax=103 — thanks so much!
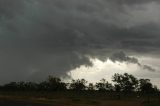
xmin=0 ymin=91 xmax=159 ymax=106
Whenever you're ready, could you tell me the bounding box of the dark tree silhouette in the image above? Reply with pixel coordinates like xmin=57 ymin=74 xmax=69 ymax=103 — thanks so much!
xmin=96 ymin=79 xmax=113 ymax=91
xmin=114 ymin=85 xmax=121 ymax=92
xmin=0 ymin=73 xmax=159 ymax=95
xmin=24 ymin=82 xmax=38 ymax=91
xmin=112 ymin=73 xmax=138 ymax=92
xmin=17 ymin=81 xmax=26 ymax=91
xmin=38 ymin=81 xmax=50 ymax=91
xmin=139 ymin=79 xmax=155 ymax=93
xmin=69 ymin=79 xmax=87 ymax=91
xmin=138 ymin=79 xmax=159 ymax=102
xmin=3 ymin=82 xmax=18 ymax=91
xmin=88 ymin=83 xmax=95 ymax=91
xmin=47 ymin=76 xmax=67 ymax=91
xmin=37 ymin=76 xmax=67 ymax=91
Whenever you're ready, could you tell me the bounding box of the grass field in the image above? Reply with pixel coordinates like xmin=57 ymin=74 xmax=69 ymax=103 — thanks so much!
xmin=0 ymin=91 xmax=159 ymax=106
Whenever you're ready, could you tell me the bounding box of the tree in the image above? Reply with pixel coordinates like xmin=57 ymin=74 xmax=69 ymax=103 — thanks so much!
xmin=139 ymin=79 xmax=154 ymax=93
xmin=69 ymin=79 xmax=87 ymax=91
xmin=38 ymin=81 xmax=50 ymax=91
xmin=114 ymin=84 xmax=121 ymax=92
xmin=3 ymin=82 xmax=18 ymax=91
xmin=17 ymin=81 xmax=26 ymax=91
xmin=138 ymin=79 xmax=159 ymax=102
xmin=112 ymin=73 xmax=138 ymax=92
xmin=24 ymin=82 xmax=38 ymax=91
xmin=95 ymin=79 xmax=113 ymax=91
xmin=47 ymin=76 xmax=67 ymax=91
xmin=37 ymin=76 xmax=67 ymax=91
xmin=88 ymin=83 xmax=95 ymax=91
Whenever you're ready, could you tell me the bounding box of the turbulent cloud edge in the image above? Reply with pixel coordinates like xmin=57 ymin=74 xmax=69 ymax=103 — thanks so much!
xmin=109 ymin=51 xmax=156 ymax=72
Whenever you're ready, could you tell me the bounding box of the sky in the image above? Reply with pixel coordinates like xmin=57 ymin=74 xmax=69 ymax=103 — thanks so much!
xmin=0 ymin=0 xmax=160 ymax=87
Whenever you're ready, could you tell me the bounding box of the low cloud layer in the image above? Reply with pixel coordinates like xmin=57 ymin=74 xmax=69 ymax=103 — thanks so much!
xmin=0 ymin=0 xmax=159 ymax=83
xmin=110 ymin=51 xmax=156 ymax=72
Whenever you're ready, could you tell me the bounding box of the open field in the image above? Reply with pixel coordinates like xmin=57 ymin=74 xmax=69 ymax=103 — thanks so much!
xmin=0 ymin=100 xmax=141 ymax=106
xmin=0 ymin=91 xmax=160 ymax=106
xmin=0 ymin=101 xmax=52 ymax=106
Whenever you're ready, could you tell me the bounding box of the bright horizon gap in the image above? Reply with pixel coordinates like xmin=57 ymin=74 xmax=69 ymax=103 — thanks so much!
xmin=69 ymin=57 xmax=160 ymax=88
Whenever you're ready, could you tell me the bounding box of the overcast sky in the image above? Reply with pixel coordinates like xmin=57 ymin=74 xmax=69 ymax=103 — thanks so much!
xmin=0 ymin=0 xmax=160 ymax=87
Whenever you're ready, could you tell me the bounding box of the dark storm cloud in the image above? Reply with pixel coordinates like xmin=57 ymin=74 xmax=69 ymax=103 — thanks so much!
xmin=110 ymin=0 xmax=160 ymax=5
xmin=143 ymin=65 xmax=156 ymax=72
xmin=110 ymin=51 xmax=139 ymax=64
xmin=109 ymin=51 xmax=156 ymax=72
xmin=0 ymin=0 xmax=159 ymax=83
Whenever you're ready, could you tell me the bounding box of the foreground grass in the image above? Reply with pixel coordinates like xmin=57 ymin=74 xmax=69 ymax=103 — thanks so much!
xmin=0 ymin=91 xmax=159 ymax=106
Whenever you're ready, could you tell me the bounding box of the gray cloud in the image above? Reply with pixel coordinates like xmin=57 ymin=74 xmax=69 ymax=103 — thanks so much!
xmin=0 ymin=0 xmax=159 ymax=83
xmin=143 ymin=65 xmax=156 ymax=72
xmin=109 ymin=51 xmax=156 ymax=72
xmin=109 ymin=51 xmax=139 ymax=63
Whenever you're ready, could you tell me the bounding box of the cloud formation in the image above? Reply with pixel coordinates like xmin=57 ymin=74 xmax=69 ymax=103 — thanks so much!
xmin=0 ymin=0 xmax=159 ymax=83
xmin=109 ymin=51 xmax=156 ymax=72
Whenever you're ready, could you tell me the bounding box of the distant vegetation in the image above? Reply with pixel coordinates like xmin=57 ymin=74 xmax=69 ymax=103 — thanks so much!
xmin=0 ymin=73 xmax=159 ymax=106
xmin=0 ymin=73 xmax=159 ymax=94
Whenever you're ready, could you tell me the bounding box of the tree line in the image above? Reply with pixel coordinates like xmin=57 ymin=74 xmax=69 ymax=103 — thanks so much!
xmin=0 ymin=73 xmax=159 ymax=93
